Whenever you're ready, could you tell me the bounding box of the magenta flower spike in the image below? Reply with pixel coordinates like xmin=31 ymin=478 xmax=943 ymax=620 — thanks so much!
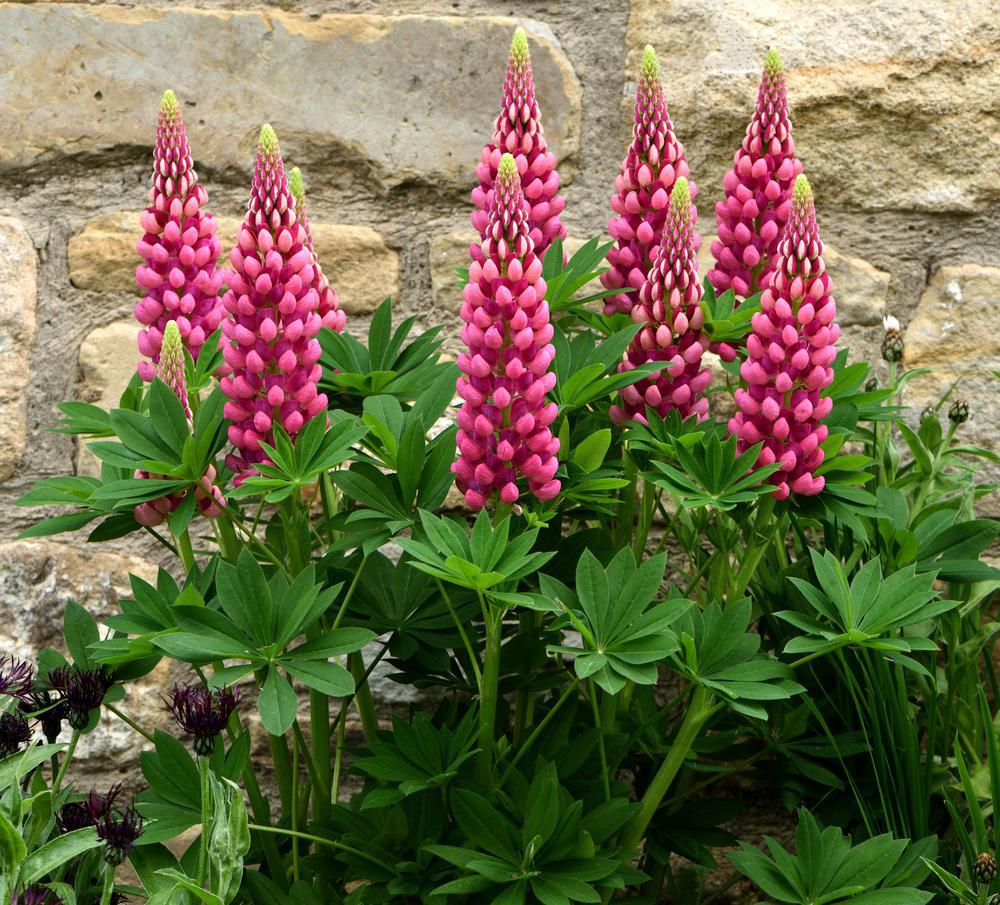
xmin=454 ymin=153 xmax=560 ymax=510
xmin=220 ymin=125 xmax=328 ymax=480
xmin=729 ymin=175 xmax=838 ymax=500
xmin=610 ymin=178 xmax=711 ymax=426
xmin=135 ymin=90 xmax=225 ymax=380
xmin=601 ymin=46 xmax=695 ymax=317
xmin=471 ymin=27 xmax=566 ymax=261
xmin=708 ymin=49 xmax=804 ymax=299
xmin=288 ymin=167 xmax=347 ymax=334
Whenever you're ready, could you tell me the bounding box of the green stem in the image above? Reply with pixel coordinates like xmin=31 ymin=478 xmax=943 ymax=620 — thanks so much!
xmin=106 ymin=703 xmax=155 ymax=743
xmin=500 ymin=677 xmax=580 ymax=787
xmin=99 ymin=862 xmax=115 ymax=905
xmin=248 ymin=823 xmax=396 ymax=873
xmin=268 ymin=731 xmax=295 ymax=818
xmin=53 ymin=730 xmax=79 ymax=794
xmin=332 ymin=715 xmax=347 ymax=805
xmin=349 ymin=651 xmax=380 ymax=745
xmin=176 ymin=528 xmax=196 ymax=573
xmin=331 ymin=555 xmax=368 ymax=630
xmin=617 ymin=452 xmax=639 ymax=549
xmin=291 ymin=734 xmax=300 ymax=882
xmin=437 ymin=578 xmax=482 ymax=688
xmin=617 ymin=686 xmax=711 ymax=860
xmin=214 ymin=513 xmax=241 ymax=561
xmin=198 ymin=756 xmax=210 ymax=887
xmin=588 ymin=680 xmax=612 ymax=802
xmin=476 ymin=601 xmax=503 ymax=788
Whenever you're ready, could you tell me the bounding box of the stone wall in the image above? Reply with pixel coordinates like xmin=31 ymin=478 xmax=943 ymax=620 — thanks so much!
xmin=1 ymin=0 xmax=998 ymax=787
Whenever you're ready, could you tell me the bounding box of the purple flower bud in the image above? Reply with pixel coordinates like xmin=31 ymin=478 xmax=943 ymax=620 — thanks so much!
xmin=0 ymin=654 xmax=34 ymax=699
xmin=0 ymin=711 xmax=32 ymax=757
xmin=729 ymin=175 xmax=838 ymax=499
xmin=47 ymin=665 xmax=116 ymax=730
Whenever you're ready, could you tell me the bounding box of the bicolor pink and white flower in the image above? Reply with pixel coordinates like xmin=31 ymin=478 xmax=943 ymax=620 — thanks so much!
xmin=454 ymin=153 xmax=560 ymax=509
xmin=611 ymin=178 xmax=711 ymax=426
xmin=135 ymin=90 xmax=225 ymax=380
xmin=288 ymin=167 xmax=347 ymax=334
xmin=708 ymin=49 xmax=803 ymax=299
xmin=220 ymin=126 xmax=327 ymax=480
xmin=729 ymin=175 xmax=838 ymax=500
xmin=601 ymin=45 xmax=695 ymax=316
xmin=471 ymin=27 xmax=566 ymax=261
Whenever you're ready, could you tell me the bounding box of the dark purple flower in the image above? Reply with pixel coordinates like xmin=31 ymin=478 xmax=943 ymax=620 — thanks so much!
xmin=47 ymin=666 xmax=116 ymax=730
xmin=163 ymin=683 xmax=238 ymax=756
xmin=20 ymin=688 xmax=69 ymax=744
xmin=0 ymin=712 xmax=32 ymax=757
xmin=57 ymin=800 xmax=93 ymax=833
xmin=87 ymin=784 xmax=144 ymax=865
xmin=0 ymin=654 xmax=34 ymax=698
xmin=12 ymin=887 xmax=53 ymax=905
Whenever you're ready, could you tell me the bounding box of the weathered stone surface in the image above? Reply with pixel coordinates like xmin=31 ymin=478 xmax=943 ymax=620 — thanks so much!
xmin=0 ymin=540 xmax=169 ymax=781
xmin=0 ymin=217 xmax=37 ymax=483
xmin=904 ymin=265 xmax=1000 ymax=511
xmin=69 ymin=213 xmax=398 ymax=316
xmin=625 ymin=0 xmax=1000 ymax=215
xmin=3 ymin=6 xmax=581 ymax=189
xmin=76 ymin=318 xmax=139 ymax=476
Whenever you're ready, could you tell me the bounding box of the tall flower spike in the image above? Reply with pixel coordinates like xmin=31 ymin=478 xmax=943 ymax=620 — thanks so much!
xmin=601 ymin=45 xmax=696 ymax=316
xmin=288 ymin=166 xmax=347 ymax=334
xmin=729 ymin=175 xmax=838 ymax=500
xmin=135 ymin=90 xmax=225 ymax=380
xmin=611 ymin=178 xmax=711 ymax=425
xmin=454 ymin=153 xmax=560 ymax=509
xmin=471 ymin=27 xmax=566 ymax=260
xmin=708 ymin=49 xmax=803 ymax=299
xmin=220 ymin=126 xmax=328 ymax=480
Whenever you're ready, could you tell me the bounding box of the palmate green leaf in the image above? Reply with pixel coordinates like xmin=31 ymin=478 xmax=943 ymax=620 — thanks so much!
xmin=545 ymin=549 xmax=689 ymax=694
xmin=258 ymin=667 xmax=298 ymax=735
xmin=729 ymin=809 xmax=932 ymax=905
xmin=282 ymin=659 xmax=354 ymax=697
xmin=672 ymin=599 xmax=801 ymax=719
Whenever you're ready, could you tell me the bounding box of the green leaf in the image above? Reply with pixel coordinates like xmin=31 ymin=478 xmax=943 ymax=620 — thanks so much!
xmin=258 ymin=668 xmax=298 ymax=735
xmin=573 ymin=430 xmax=612 ymax=473
xmin=63 ymin=601 xmax=100 ymax=670
xmin=20 ymin=827 xmax=101 ymax=885
xmin=282 ymin=659 xmax=354 ymax=697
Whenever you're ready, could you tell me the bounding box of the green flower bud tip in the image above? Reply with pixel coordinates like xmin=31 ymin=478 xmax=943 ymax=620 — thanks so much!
xmin=161 ymin=319 xmax=183 ymax=359
xmin=259 ymin=124 xmax=279 ymax=157
xmin=288 ymin=166 xmax=305 ymax=212
xmin=764 ymin=47 xmax=783 ymax=79
xmin=497 ymin=151 xmax=518 ymax=183
xmin=670 ymin=176 xmax=691 ymax=210
xmin=160 ymin=89 xmax=179 ymax=118
xmin=640 ymin=44 xmax=660 ymax=85
xmin=792 ymin=173 xmax=813 ymax=207
xmin=510 ymin=26 xmax=529 ymax=69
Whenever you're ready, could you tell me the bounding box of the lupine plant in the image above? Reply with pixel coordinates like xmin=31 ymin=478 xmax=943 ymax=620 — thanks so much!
xmin=6 ymin=30 xmax=1000 ymax=905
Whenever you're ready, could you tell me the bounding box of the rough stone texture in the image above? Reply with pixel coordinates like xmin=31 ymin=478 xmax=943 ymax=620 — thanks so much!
xmin=0 ymin=217 xmax=37 ymax=483
xmin=70 ymin=213 xmax=399 ymax=316
xmin=904 ymin=265 xmax=1000 ymax=513
xmin=2 ymin=6 xmax=581 ymax=190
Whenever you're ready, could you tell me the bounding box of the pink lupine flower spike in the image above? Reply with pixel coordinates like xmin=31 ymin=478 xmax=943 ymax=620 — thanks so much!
xmin=729 ymin=175 xmax=838 ymax=500
xmin=135 ymin=90 xmax=224 ymax=380
xmin=471 ymin=27 xmax=566 ymax=261
xmin=454 ymin=152 xmax=560 ymax=510
xmin=220 ymin=125 xmax=328 ymax=481
xmin=708 ymin=49 xmax=803 ymax=299
xmin=601 ymin=45 xmax=696 ymax=316
xmin=611 ymin=178 xmax=711 ymax=426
